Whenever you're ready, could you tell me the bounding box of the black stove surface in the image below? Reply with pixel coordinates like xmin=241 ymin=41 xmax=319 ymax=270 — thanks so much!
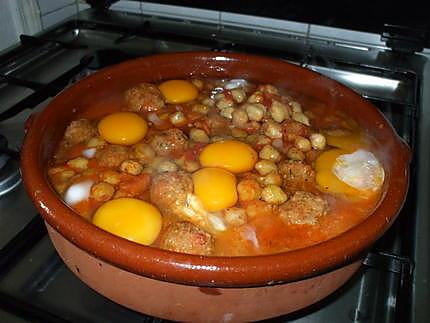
xmin=0 ymin=8 xmax=428 ymax=323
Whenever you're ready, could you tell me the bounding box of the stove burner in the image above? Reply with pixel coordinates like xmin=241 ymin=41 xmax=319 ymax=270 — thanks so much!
xmin=0 ymin=134 xmax=21 ymax=196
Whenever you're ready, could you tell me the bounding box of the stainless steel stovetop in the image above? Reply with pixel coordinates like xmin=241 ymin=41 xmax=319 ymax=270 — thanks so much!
xmin=0 ymin=8 xmax=429 ymax=323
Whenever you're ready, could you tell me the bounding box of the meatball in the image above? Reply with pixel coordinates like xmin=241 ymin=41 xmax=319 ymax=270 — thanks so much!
xmin=124 ymin=82 xmax=165 ymax=112
xmin=281 ymin=119 xmax=311 ymax=142
xmin=150 ymin=171 xmax=193 ymax=216
xmin=63 ymin=119 xmax=96 ymax=146
xmin=150 ymin=128 xmax=188 ymax=157
xmin=278 ymin=160 xmax=316 ymax=193
xmin=95 ymin=145 xmax=129 ymax=168
xmin=278 ymin=191 xmax=328 ymax=225
xmin=90 ymin=182 xmax=115 ymax=202
xmin=158 ymin=221 xmax=215 ymax=256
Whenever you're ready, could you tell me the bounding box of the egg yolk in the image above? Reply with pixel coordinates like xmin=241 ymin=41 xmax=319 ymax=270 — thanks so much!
xmin=315 ymin=149 xmax=361 ymax=196
xmin=92 ymin=198 xmax=162 ymax=245
xmin=192 ymin=167 xmax=238 ymax=212
xmin=98 ymin=112 xmax=148 ymax=145
xmin=199 ymin=140 xmax=258 ymax=173
xmin=158 ymin=80 xmax=198 ymax=104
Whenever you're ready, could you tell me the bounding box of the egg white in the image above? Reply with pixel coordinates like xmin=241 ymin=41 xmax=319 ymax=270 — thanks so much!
xmin=333 ymin=149 xmax=384 ymax=191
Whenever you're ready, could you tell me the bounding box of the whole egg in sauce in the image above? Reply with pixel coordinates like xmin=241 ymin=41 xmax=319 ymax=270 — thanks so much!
xmin=48 ymin=78 xmax=385 ymax=256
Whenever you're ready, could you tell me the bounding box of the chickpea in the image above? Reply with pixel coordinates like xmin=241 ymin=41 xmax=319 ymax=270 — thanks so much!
xmin=287 ymin=147 xmax=305 ymax=161
xmin=294 ymin=136 xmax=311 ymax=152
xmin=191 ymin=78 xmax=204 ymax=90
xmin=67 ymin=157 xmax=88 ymax=170
xmin=150 ymin=156 xmax=168 ymax=169
xmin=289 ymin=101 xmax=302 ymax=113
xmin=245 ymin=200 xmax=273 ymax=218
xmin=48 ymin=166 xmax=75 ymax=179
xmin=248 ymin=120 xmax=261 ymax=132
xmin=259 ymin=84 xmax=279 ymax=95
xmin=230 ymin=88 xmax=246 ymax=103
xmin=219 ymin=107 xmax=235 ymax=119
xmin=270 ymin=100 xmax=289 ymax=123
xmin=261 ymin=184 xmax=288 ymax=204
xmin=192 ymin=104 xmax=210 ymax=115
xmin=189 ymin=128 xmax=210 ymax=143
xmin=183 ymin=159 xmax=200 ymax=172
xmin=53 ymin=182 xmax=68 ymax=194
xmin=169 ymin=111 xmax=187 ymax=125
xmin=237 ymin=179 xmax=262 ymax=201
xmin=245 ymin=103 xmax=265 ymax=121
xmin=246 ymin=134 xmax=259 ymax=144
xmin=255 ymin=135 xmax=271 ymax=146
xmin=232 ymin=109 xmax=249 ymax=127
xmin=263 ymin=120 xmax=283 ymax=139
xmin=120 ymin=160 xmax=143 ymax=175
xmin=214 ymin=93 xmax=225 ymax=101
xmin=90 ymin=182 xmax=115 ymax=202
xmin=223 ymin=207 xmax=247 ymax=226
xmin=259 ymin=145 xmax=281 ymax=162
xmin=292 ymin=112 xmax=310 ymax=126
xmin=231 ymin=128 xmax=248 ymax=138
xmin=310 ymin=133 xmax=327 ymax=150
xmin=259 ymin=172 xmax=282 ymax=186
xmin=255 ymin=160 xmax=278 ymax=176
xmin=86 ymin=137 xmax=106 ymax=148
xmin=247 ymin=91 xmax=264 ymax=104
xmin=156 ymin=160 xmax=178 ymax=173
xmin=216 ymin=97 xmax=235 ymax=110
xmin=133 ymin=143 xmax=155 ymax=164
xmin=100 ymin=170 xmax=120 ymax=185
xmin=201 ymin=97 xmax=215 ymax=107
xmin=211 ymin=135 xmax=230 ymax=142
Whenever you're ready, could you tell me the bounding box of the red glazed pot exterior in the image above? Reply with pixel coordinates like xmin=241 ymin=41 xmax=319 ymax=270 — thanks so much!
xmin=47 ymin=223 xmax=361 ymax=321
xmin=20 ymin=52 xmax=410 ymax=316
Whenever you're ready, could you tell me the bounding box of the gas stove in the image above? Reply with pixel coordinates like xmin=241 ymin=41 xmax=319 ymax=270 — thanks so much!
xmin=0 ymin=4 xmax=429 ymax=323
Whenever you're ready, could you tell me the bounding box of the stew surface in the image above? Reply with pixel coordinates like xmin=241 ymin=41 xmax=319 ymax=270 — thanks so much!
xmin=48 ymin=78 xmax=384 ymax=256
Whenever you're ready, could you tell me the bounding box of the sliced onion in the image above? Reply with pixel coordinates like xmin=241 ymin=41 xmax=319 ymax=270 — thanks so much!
xmin=208 ymin=213 xmax=227 ymax=232
xmin=64 ymin=180 xmax=93 ymax=206
xmin=240 ymin=225 xmax=259 ymax=248
xmin=82 ymin=148 xmax=96 ymax=158
xmin=147 ymin=112 xmax=163 ymax=126
xmin=224 ymin=79 xmax=247 ymax=90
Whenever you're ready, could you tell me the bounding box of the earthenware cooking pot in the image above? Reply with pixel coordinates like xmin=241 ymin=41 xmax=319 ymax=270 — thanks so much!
xmin=20 ymin=52 xmax=410 ymax=322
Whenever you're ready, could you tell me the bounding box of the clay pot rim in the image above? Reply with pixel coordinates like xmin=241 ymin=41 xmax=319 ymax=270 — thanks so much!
xmin=20 ymin=51 xmax=410 ymax=288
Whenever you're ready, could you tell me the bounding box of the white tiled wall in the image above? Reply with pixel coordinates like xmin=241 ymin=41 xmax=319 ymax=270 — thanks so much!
xmin=0 ymin=0 xmax=386 ymax=54
xmin=38 ymin=0 xmax=78 ymax=29
xmin=38 ymin=0 xmax=75 ymax=14
xmin=0 ymin=0 xmax=79 ymax=52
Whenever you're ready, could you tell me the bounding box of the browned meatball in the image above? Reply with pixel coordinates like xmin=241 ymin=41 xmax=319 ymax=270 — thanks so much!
xmin=63 ymin=119 xmax=96 ymax=146
xmin=149 ymin=128 xmax=188 ymax=157
xmin=278 ymin=191 xmax=328 ymax=225
xmin=150 ymin=171 xmax=193 ymax=216
xmin=281 ymin=119 xmax=310 ymax=142
xmin=279 ymin=160 xmax=316 ymax=193
xmin=95 ymin=145 xmax=129 ymax=168
xmin=158 ymin=221 xmax=214 ymax=255
xmin=124 ymin=83 xmax=165 ymax=112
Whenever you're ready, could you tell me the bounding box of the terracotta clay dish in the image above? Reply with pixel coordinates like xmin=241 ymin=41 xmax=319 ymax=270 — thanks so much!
xmin=20 ymin=52 xmax=410 ymax=321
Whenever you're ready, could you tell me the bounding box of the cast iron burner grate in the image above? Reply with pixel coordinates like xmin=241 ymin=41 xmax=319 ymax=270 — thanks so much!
xmin=0 ymin=10 xmax=423 ymax=323
xmin=0 ymin=134 xmax=21 ymax=197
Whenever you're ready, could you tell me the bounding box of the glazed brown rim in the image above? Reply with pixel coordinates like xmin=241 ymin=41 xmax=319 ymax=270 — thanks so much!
xmin=20 ymin=51 xmax=410 ymax=288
